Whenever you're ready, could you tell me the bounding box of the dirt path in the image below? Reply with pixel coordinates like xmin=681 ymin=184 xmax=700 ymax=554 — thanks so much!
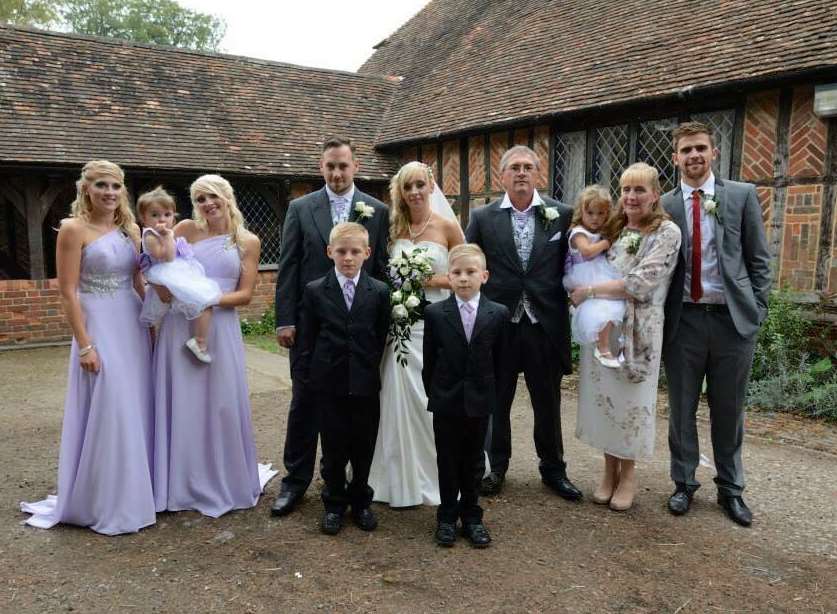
xmin=1 ymin=346 xmax=835 ymax=613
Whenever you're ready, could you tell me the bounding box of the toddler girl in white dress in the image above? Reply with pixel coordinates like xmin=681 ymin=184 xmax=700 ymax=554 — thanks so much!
xmin=563 ymin=185 xmax=625 ymax=368
xmin=137 ymin=187 xmax=221 ymax=363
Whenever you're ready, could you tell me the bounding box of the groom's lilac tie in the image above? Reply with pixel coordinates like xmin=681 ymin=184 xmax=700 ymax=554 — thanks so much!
xmin=343 ymin=279 xmax=355 ymax=309
xmin=460 ymin=301 xmax=475 ymax=341
xmin=332 ymin=197 xmax=349 ymax=225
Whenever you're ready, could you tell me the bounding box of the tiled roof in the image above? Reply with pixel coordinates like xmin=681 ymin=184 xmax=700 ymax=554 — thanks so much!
xmin=360 ymin=0 xmax=837 ymax=146
xmin=0 ymin=26 xmax=399 ymax=179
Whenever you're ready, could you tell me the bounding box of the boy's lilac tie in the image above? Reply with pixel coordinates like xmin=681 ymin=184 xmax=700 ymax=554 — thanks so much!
xmin=460 ymin=301 xmax=475 ymax=341
xmin=343 ymin=279 xmax=355 ymax=309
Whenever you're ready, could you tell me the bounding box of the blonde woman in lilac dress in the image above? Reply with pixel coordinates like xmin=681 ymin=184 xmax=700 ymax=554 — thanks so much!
xmin=152 ymin=175 xmax=276 ymax=516
xmin=21 ymin=161 xmax=156 ymax=535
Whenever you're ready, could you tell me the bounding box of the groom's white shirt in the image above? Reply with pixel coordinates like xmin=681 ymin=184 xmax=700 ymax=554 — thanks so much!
xmin=681 ymin=173 xmax=724 ymax=304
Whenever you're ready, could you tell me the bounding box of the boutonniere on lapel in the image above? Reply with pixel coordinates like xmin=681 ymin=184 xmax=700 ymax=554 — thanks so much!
xmin=702 ymin=195 xmax=721 ymax=220
xmin=619 ymin=231 xmax=642 ymax=255
xmin=539 ymin=205 xmax=560 ymax=231
xmin=350 ymin=201 xmax=375 ymax=221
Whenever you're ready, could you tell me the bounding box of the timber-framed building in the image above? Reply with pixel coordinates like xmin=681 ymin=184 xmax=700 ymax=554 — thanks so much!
xmin=2 ymin=0 xmax=836 ymax=345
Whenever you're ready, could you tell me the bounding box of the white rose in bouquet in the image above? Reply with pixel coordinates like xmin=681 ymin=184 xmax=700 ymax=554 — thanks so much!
xmin=392 ymin=304 xmax=409 ymax=320
xmin=405 ymin=294 xmax=421 ymax=309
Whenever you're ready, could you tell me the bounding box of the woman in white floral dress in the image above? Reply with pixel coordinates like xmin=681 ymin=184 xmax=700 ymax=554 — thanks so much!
xmin=569 ymin=163 xmax=681 ymax=512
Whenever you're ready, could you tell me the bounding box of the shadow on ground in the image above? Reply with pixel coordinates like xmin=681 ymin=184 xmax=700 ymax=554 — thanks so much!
xmin=1 ymin=345 xmax=835 ymax=613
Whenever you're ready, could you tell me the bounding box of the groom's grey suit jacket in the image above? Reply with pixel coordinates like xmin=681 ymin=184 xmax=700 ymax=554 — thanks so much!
xmin=274 ymin=186 xmax=389 ymax=329
xmin=662 ymin=178 xmax=772 ymax=341
xmin=465 ymin=195 xmax=574 ymax=374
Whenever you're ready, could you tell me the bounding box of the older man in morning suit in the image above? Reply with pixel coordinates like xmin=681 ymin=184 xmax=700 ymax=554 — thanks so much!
xmin=271 ymin=137 xmax=390 ymax=516
xmin=465 ymin=145 xmax=582 ymax=501
xmin=662 ymin=122 xmax=772 ymax=526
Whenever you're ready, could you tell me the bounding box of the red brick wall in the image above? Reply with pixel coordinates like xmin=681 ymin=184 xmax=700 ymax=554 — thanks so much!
xmin=0 ymin=272 xmax=278 ymax=347
xmin=0 ymin=279 xmax=69 ymax=346
xmin=240 ymin=270 xmax=276 ymax=321
xmin=741 ymin=90 xmax=779 ymax=183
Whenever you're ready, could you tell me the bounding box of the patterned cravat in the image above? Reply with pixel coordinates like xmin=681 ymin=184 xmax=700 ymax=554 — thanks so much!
xmin=510 ymin=208 xmax=535 ymax=268
xmin=460 ymin=301 xmax=475 ymax=341
xmin=343 ymin=278 xmax=355 ymax=309
xmin=690 ymin=189 xmax=703 ymax=302
xmin=332 ymin=197 xmax=349 ymax=225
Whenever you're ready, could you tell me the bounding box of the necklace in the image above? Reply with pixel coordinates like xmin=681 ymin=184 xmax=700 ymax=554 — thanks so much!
xmin=408 ymin=211 xmax=432 ymax=240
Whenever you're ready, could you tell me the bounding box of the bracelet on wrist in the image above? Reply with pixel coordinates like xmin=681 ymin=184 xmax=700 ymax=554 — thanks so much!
xmin=78 ymin=344 xmax=95 ymax=357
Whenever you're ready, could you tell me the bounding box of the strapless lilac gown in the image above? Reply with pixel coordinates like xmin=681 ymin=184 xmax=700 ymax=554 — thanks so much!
xmin=152 ymin=235 xmax=276 ymax=516
xmin=20 ymin=230 xmax=156 ymax=535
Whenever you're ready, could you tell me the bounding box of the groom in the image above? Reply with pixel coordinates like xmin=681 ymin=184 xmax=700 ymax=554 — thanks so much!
xmin=662 ymin=122 xmax=771 ymax=526
xmin=465 ymin=145 xmax=581 ymax=501
xmin=272 ymin=137 xmax=390 ymax=516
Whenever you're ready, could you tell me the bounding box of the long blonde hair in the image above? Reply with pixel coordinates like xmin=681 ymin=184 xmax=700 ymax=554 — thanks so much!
xmin=70 ymin=160 xmax=138 ymax=241
xmin=606 ymin=163 xmax=669 ymax=239
xmin=189 ymin=174 xmax=249 ymax=250
xmin=389 ymin=161 xmax=434 ymax=245
xmin=570 ymin=184 xmax=613 ymax=238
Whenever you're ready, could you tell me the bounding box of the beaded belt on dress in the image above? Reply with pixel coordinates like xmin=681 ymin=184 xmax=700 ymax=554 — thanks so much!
xmin=78 ymin=273 xmax=132 ymax=294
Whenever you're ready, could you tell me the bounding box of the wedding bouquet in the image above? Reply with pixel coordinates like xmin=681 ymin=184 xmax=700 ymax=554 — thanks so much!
xmin=387 ymin=247 xmax=435 ymax=367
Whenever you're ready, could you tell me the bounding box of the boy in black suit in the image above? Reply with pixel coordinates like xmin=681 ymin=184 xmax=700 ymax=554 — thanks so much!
xmin=423 ymin=244 xmax=509 ymax=547
xmin=295 ymin=222 xmax=391 ymax=535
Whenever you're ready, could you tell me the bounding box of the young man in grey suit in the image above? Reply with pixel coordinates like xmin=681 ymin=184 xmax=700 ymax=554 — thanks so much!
xmin=662 ymin=122 xmax=772 ymax=526
xmin=271 ymin=138 xmax=390 ymax=516
xmin=465 ymin=145 xmax=581 ymax=501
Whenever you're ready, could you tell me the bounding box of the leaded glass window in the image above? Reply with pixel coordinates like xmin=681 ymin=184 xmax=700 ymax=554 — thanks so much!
xmin=236 ymin=184 xmax=281 ymax=266
xmin=591 ymin=124 xmax=630 ymax=199
xmin=553 ymin=130 xmax=586 ymax=205
xmin=636 ymin=118 xmax=678 ymax=193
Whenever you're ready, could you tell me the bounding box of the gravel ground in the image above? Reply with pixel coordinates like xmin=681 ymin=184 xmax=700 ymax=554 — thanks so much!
xmin=1 ymin=345 xmax=835 ymax=613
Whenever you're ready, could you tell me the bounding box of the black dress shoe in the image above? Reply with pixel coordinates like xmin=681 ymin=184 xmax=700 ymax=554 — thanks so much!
xmin=270 ymin=488 xmax=302 ymax=517
xmin=352 ymin=507 xmax=378 ymax=531
xmin=542 ymin=475 xmax=583 ymax=501
xmin=462 ymin=522 xmax=491 ymax=548
xmin=435 ymin=522 xmax=457 ymax=547
xmin=717 ymin=494 xmax=752 ymax=527
xmin=480 ymin=472 xmax=505 ymax=496
xmin=667 ymin=489 xmax=693 ymax=516
xmin=321 ymin=512 xmax=343 ymax=535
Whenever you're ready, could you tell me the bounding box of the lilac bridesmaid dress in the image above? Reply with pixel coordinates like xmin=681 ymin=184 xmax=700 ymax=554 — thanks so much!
xmin=20 ymin=230 xmax=156 ymax=535
xmin=152 ymin=234 xmax=276 ymax=516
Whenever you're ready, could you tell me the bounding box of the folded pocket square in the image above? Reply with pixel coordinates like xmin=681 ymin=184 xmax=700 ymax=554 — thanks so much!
xmin=549 ymin=231 xmax=562 ymax=242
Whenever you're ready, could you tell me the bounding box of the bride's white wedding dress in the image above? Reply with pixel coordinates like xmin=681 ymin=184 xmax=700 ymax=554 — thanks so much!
xmin=368 ymin=239 xmax=449 ymax=507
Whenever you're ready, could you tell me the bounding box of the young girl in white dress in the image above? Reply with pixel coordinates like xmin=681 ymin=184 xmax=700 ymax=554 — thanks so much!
xmin=137 ymin=187 xmax=221 ymax=363
xmin=563 ymin=185 xmax=625 ymax=368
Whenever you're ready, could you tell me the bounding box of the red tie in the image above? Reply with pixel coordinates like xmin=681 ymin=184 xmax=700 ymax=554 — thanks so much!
xmin=690 ymin=190 xmax=703 ymax=302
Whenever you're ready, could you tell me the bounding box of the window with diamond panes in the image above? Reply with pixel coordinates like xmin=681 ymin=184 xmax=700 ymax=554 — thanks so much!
xmin=591 ymin=124 xmax=630 ymax=200
xmin=552 ymin=130 xmax=586 ymax=205
xmin=236 ymin=184 xmax=281 ymax=266
xmin=635 ymin=118 xmax=678 ymax=193
xmin=692 ymin=110 xmax=735 ymax=179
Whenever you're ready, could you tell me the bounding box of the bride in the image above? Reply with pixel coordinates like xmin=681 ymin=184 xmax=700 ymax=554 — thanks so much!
xmin=368 ymin=161 xmax=464 ymax=507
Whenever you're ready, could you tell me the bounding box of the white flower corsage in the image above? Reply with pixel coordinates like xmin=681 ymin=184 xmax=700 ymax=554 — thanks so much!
xmin=620 ymin=232 xmax=642 ymax=255
xmin=352 ymin=201 xmax=375 ymax=220
xmin=539 ymin=206 xmax=559 ymax=230
xmin=702 ymin=196 xmax=720 ymax=220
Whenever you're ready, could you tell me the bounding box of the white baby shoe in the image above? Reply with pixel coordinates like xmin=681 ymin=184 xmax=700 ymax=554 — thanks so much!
xmin=185 ymin=337 xmax=212 ymax=364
